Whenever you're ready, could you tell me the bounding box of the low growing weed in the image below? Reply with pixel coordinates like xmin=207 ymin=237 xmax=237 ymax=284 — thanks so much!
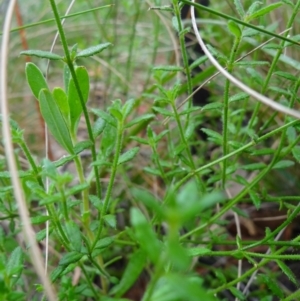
xmin=1 ymin=0 xmax=300 ymax=300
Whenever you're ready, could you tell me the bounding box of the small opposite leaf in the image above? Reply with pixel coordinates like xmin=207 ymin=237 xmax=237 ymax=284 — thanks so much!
xmin=248 ymin=3 xmax=282 ymax=21
xmin=234 ymin=0 xmax=245 ymax=18
xmin=59 ymin=251 xmax=83 ymax=266
xmin=68 ymin=66 xmax=90 ymax=134
xmin=21 ymin=50 xmax=62 ymax=60
xmin=76 ymin=43 xmax=112 ymax=58
xmin=39 ymin=89 xmax=74 ymax=154
xmin=25 ymin=62 xmax=49 ymax=99
xmin=124 ymin=114 xmax=155 ymax=128
xmin=228 ymin=20 xmax=241 ymax=38
xmin=118 ymin=147 xmax=140 ymax=165
xmin=272 ymin=160 xmax=294 ymax=169
xmin=53 ymin=87 xmax=69 ymax=122
xmin=153 ymin=65 xmax=183 ymax=72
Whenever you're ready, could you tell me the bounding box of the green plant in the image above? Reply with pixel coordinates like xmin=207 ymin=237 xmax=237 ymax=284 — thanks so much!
xmin=1 ymin=0 xmax=300 ymax=300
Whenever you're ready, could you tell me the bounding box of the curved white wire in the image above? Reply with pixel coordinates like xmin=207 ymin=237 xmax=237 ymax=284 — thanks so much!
xmin=190 ymin=0 xmax=300 ymax=120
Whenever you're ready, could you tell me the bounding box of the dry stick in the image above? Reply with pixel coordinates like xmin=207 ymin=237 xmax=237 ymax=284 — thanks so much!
xmin=163 ymin=27 xmax=292 ymax=126
xmin=0 ymin=1 xmax=56 ymax=300
xmin=190 ymin=1 xmax=300 ymax=119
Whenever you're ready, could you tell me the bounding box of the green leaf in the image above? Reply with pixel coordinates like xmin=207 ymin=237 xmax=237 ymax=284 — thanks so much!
xmin=274 ymin=71 xmax=297 ymax=81
xmin=292 ymin=145 xmax=300 ymax=163
xmin=234 ymin=0 xmax=245 ymax=18
xmin=167 ymin=239 xmax=191 ymax=271
xmin=30 ymin=215 xmax=51 ymax=225
xmin=53 ymin=87 xmax=69 ymax=123
xmin=122 ymin=99 xmax=136 ymax=119
xmin=101 ymin=123 xmax=117 ymax=157
xmin=92 ymin=109 xmax=117 ymax=127
xmin=118 ymin=147 xmax=140 ymax=165
xmin=20 ymin=50 xmax=62 ymax=60
xmin=6 ymin=247 xmax=23 ymax=277
xmin=228 ymin=20 xmax=241 ymax=38
xmin=184 ymin=122 xmax=195 ymax=140
xmin=50 ymin=265 xmax=65 ymax=282
xmin=276 ymin=260 xmax=298 ymax=285
xmin=248 ymin=3 xmax=282 ymax=21
xmin=124 ymin=114 xmax=155 ymax=128
xmin=94 ymin=237 xmax=114 ymax=250
xmin=201 ymin=102 xmax=223 ymax=111
xmin=66 ymin=221 xmax=82 ymax=252
xmin=229 ymin=287 xmax=246 ymax=300
xmin=153 ymin=106 xmax=173 ymax=117
xmin=272 ymin=160 xmax=294 ymax=169
xmin=76 ymin=43 xmax=112 ymax=58
xmin=110 ymin=250 xmax=147 ymax=297
xmin=92 ymin=118 xmax=106 ymax=138
xmin=152 ymin=65 xmax=184 ymax=72
xmin=229 ymin=92 xmax=249 ymax=103
xmin=25 ymin=62 xmax=49 ymax=99
xmin=73 ymin=140 xmax=93 ymax=154
xmin=241 ymin=162 xmax=266 ymax=170
xmin=67 ymin=66 xmax=89 ymax=134
xmin=187 ymin=247 xmax=211 ymax=257
xmin=201 ymin=128 xmax=223 ymax=144
xmin=249 ymin=190 xmax=261 ymax=210
xmin=63 ymin=64 xmax=71 ymax=93
xmin=257 ymin=274 xmax=284 ymax=298
xmin=103 ymin=215 xmax=116 ymax=229
xmin=130 ymin=208 xmax=161 ymax=263
xmin=39 ymin=89 xmax=74 ymax=154
xmin=59 ymin=251 xmax=83 ymax=266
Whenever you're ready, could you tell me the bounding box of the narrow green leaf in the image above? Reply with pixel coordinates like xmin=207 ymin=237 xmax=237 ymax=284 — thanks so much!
xmin=249 ymin=190 xmax=261 ymax=210
xmin=76 ymin=42 xmax=112 ymax=58
xmin=67 ymin=66 xmax=89 ymax=134
xmin=276 ymin=260 xmax=298 ymax=285
xmin=229 ymin=92 xmax=249 ymax=103
xmin=118 ymin=147 xmax=140 ymax=165
xmin=241 ymin=162 xmax=266 ymax=170
xmin=39 ymin=89 xmax=74 ymax=154
xmin=53 ymin=87 xmax=69 ymax=122
xmin=21 ymin=50 xmax=62 ymax=60
xmin=229 ymin=287 xmax=246 ymax=300
xmin=92 ymin=109 xmax=117 ymax=127
xmin=234 ymin=0 xmax=245 ymax=18
xmin=66 ymin=221 xmax=82 ymax=252
xmin=59 ymin=251 xmax=83 ymax=266
xmin=94 ymin=237 xmax=114 ymax=249
xmin=122 ymin=99 xmax=136 ymax=119
xmin=51 ymin=265 xmax=65 ymax=282
xmin=257 ymin=274 xmax=284 ymax=298
xmin=152 ymin=65 xmax=183 ymax=72
xmin=92 ymin=118 xmax=106 ymax=138
xmin=153 ymin=106 xmax=173 ymax=117
xmin=228 ymin=20 xmax=241 ymax=38
xmin=272 ymin=160 xmax=294 ymax=169
xmin=124 ymin=114 xmax=155 ymax=128
xmin=274 ymin=71 xmax=297 ymax=81
xmin=201 ymin=128 xmax=223 ymax=144
xmin=30 ymin=215 xmax=51 ymax=225
xmin=130 ymin=208 xmax=161 ymax=263
xmin=6 ymin=247 xmax=23 ymax=277
xmin=101 ymin=123 xmax=117 ymax=157
xmin=73 ymin=140 xmax=93 ymax=154
xmin=103 ymin=215 xmax=116 ymax=229
xmin=292 ymin=145 xmax=300 ymax=163
xmin=201 ymin=102 xmax=223 ymax=111
xmin=63 ymin=64 xmax=71 ymax=93
xmin=110 ymin=250 xmax=147 ymax=297
xmin=248 ymin=3 xmax=282 ymax=21
xmin=187 ymin=247 xmax=211 ymax=257
xmin=25 ymin=62 xmax=49 ymax=99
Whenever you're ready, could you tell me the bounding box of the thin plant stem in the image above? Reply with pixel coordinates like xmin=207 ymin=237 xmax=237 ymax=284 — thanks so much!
xmin=48 ymin=0 xmax=102 ymax=200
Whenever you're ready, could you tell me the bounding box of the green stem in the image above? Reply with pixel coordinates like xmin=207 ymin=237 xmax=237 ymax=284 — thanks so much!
xmin=172 ymin=0 xmax=193 ymax=127
xmin=222 ymin=36 xmax=241 ymax=188
xmin=48 ymin=0 xmax=101 ymax=199
xmin=92 ymin=120 xmax=124 ymax=248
